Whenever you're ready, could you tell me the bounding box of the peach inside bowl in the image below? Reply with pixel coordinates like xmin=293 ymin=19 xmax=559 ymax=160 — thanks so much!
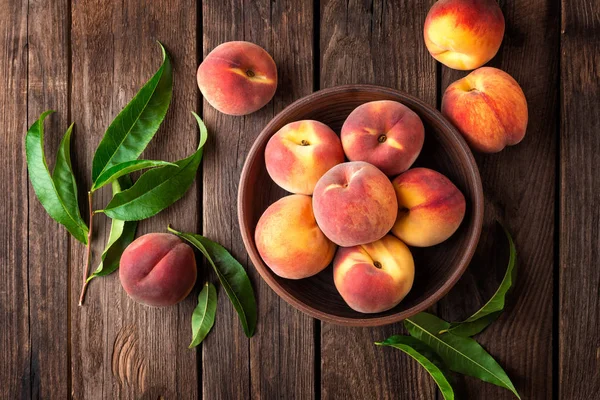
xmin=238 ymin=84 xmax=483 ymax=327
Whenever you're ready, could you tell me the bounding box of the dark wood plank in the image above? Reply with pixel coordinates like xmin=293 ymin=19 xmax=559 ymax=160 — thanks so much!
xmin=201 ymin=0 xmax=315 ymax=398
xmin=70 ymin=1 xmax=198 ymax=398
xmin=248 ymin=1 xmax=317 ymax=398
xmin=26 ymin=0 xmax=71 ymax=398
xmin=559 ymin=1 xmax=600 ymax=398
xmin=0 ymin=0 xmax=29 ymax=398
xmin=319 ymin=1 xmax=437 ymax=399
xmin=438 ymin=0 xmax=559 ymax=398
xmin=200 ymin=4 xmax=249 ymax=399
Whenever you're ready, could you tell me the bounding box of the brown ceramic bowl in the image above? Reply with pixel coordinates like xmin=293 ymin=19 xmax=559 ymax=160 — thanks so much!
xmin=238 ymin=85 xmax=483 ymax=326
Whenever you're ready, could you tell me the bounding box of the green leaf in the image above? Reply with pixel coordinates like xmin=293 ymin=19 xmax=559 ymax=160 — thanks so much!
xmin=189 ymin=282 xmax=217 ymax=348
xmin=168 ymin=227 xmax=257 ymax=338
xmin=101 ymin=112 xmax=208 ymax=221
xmin=91 ymin=41 xmax=173 ymax=182
xmin=444 ymin=224 xmax=517 ymax=337
xmin=376 ymin=336 xmax=455 ymax=400
xmin=25 ymin=111 xmax=88 ymax=244
xmin=405 ymin=313 xmax=520 ymax=399
xmin=52 ymin=123 xmax=83 ymax=225
xmin=90 ymin=159 xmax=177 ymax=192
xmin=87 ymin=176 xmax=138 ymax=282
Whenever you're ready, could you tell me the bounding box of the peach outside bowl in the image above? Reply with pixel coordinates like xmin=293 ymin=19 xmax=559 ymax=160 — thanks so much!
xmin=238 ymin=84 xmax=483 ymax=327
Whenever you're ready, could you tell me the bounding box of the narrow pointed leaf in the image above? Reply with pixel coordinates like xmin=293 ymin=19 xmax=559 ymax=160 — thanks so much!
xmin=91 ymin=159 xmax=177 ymax=192
xmin=445 ymin=224 xmax=517 ymax=337
xmin=168 ymin=227 xmax=257 ymax=338
xmin=91 ymin=41 xmax=173 ymax=182
xmin=376 ymin=336 xmax=455 ymax=400
xmin=87 ymin=176 xmax=137 ymax=282
xmin=405 ymin=313 xmax=520 ymax=399
xmin=189 ymin=282 xmax=217 ymax=348
xmin=52 ymin=123 xmax=84 ymax=224
xmin=25 ymin=111 xmax=88 ymax=244
xmin=101 ymin=112 xmax=207 ymax=221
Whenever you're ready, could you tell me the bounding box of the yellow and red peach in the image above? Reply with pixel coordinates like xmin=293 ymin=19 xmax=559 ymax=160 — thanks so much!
xmin=312 ymin=161 xmax=398 ymax=247
xmin=197 ymin=41 xmax=277 ymax=116
xmin=441 ymin=67 xmax=528 ymax=153
xmin=255 ymin=194 xmax=336 ymax=279
xmin=119 ymin=233 xmax=197 ymax=307
xmin=341 ymin=100 xmax=425 ymax=176
xmin=333 ymin=235 xmax=415 ymax=314
xmin=391 ymin=168 xmax=466 ymax=247
xmin=265 ymin=120 xmax=345 ymax=195
xmin=424 ymin=0 xmax=505 ymax=70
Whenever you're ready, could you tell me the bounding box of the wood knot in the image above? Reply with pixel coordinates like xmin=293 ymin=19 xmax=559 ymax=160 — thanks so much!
xmin=112 ymin=325 xmax=147 ymax=393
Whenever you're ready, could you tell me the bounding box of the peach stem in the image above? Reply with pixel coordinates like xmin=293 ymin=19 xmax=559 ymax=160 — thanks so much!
xmin=78 ymin=191 xmax=94 ymax=306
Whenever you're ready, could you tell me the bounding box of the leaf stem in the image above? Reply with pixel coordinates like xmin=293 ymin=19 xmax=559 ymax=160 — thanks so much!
xmin=78 ymin=191 xmax=94 ymax=306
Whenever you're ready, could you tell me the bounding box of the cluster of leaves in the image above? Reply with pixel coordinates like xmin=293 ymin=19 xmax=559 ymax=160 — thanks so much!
xmin=24 ymin=41 xmax=257 ymax=346
xmin=377 ymin=225 xmax=519 ymax=399
xmin=169 ymin=227 xmax=257 ymax=347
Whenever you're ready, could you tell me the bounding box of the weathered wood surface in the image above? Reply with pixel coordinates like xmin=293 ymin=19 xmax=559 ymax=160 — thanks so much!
xmin=437 ymin=0 xmax=560 ymax=399
xmin=201 ymin=0 xmax=316 ymax=398
xmin=1 ymin=1 xmax=30 ymax=399
xmin=1 ymin=0 xmax=598 ymax=399
xmin=559 ymin=0 xmax=600 ymax=399
xmin=69 ymin=1 xmax=199 ymax=399
xmin=27 ymin=0 xmax=72 ymax=398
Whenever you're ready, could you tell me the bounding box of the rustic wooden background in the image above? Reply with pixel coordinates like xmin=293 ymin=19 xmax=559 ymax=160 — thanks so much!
xmin=1 ymin=0 xmax=598 ymax=399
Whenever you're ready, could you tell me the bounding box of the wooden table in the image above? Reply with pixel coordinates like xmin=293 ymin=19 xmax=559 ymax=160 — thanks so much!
xmin=1 ymin=0 xmax=598 ymax=399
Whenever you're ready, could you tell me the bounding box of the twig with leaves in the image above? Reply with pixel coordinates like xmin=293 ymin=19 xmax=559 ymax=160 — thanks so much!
xmin=377 ymin=224 xmax=520 ymax=399
xmin=25 ymin=42 xmax=257 ymax=347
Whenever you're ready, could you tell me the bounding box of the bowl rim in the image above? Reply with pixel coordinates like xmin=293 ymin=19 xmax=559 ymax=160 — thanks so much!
xmin=238 ymin=84 xmax=484 ymax=327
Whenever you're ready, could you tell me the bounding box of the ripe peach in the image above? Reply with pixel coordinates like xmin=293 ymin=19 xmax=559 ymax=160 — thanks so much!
xmin=312 ymin=162 xmax=398 ymax=247
xmin=391 ymin=168 xmax=466 ymax=247
xmin=333 ymin=235 xmax=415 ymax=314
xmin=265 ymin=120 xmax=344 ymax=195
xmin=341 ymin=100 xmax=425 ymax=176
xmin=255 ymin=194 xmax=336 ymax=279
xmin=424 ymin=0 xmax=505 ymax=70
xmin=197 ymin=41 xmax=277 ymax=115
xmin=441 ymin=67 xmax=528 ymax=153
xmin=120 ymin=233 xmax=197 ymax=307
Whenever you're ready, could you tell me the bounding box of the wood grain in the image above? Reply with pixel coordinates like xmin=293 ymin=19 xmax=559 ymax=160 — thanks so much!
xmin=27 ymin=0 xmax=71 ymax=398
xmin=438 ymin=0 xmax=559 ymax=398
xmin=319 ymin=1 xmax=437 ymax=398
xmin=0 ymin=0 xmax=29 ymax=398
xmin=3 ymin=0 xmax=598 ymax=399
xmin=559 ymin=0 xmax=600 ymax=398
xmin=201 ymin=0 xmax=315 ymax=398
xmin=70 ymin=1 xmax=198 ymax=398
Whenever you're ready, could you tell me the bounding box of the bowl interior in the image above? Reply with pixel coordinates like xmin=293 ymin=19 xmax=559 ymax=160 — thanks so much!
xmin=239 ymin=85 xmax=483 ymax=326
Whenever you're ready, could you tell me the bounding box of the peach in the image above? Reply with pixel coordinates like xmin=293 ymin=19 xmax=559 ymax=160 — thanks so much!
xmin=341 ymin=100 xmax=425 ymax=176
xmin=120 ymin=233 xmax=197 ymax=307
xmin=197 ymin=41 xmax=277 ymax=115
xmin=312 ymin=161 xmax=398 ymax=247
xmin=265 ymin=120 xmax=344 ymax=194
xmin=255 ymin=194 xmax=336 ymax=279
xmin=424 ymin=0 xmax=505 ymax=70
xmin=441 ymin=67 xmax=528 ymax=153
xmin=391 ymin=168 xmax=466 ymax=247
xmin=333 ymin=235 xmax=415 ymax=314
